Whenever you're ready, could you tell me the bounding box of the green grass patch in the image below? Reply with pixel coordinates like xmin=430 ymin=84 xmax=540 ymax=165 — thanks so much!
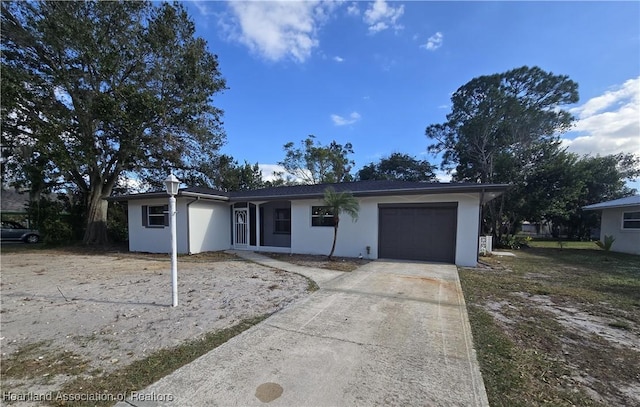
xmin=527 ymin=240 xmax=598 ymax=250
xmin=50 ymin=315 xmax=269 ymax=407
xmin=306 ymin=278 xmax=320 ymax=292
xmin=464 ymin=305 xmax=522 ymax=402
xmin=1 ymin=341 xmax=89 ymax=382
xmin=460 ymin=247 xmax=640 ymax=406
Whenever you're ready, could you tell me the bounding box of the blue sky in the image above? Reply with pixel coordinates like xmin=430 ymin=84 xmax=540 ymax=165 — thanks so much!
xmin=183 ymin=1 xmax=640 ymax=189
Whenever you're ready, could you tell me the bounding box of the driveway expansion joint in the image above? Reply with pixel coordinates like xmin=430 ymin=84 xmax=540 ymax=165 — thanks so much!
xmin=263 ymin=322 xmax=378 ymax=348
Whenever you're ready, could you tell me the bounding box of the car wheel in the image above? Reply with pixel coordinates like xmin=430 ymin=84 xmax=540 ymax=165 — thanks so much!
xmin=25 ymin=234 xmax=40 ymax=244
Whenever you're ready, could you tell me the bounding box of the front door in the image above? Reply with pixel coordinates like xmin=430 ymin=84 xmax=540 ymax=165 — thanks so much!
xmin=234 ymin=208 xmax=249 ymax=246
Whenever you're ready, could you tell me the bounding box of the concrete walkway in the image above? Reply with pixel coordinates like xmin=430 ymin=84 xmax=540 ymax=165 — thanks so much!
xmin=227 ymin=250 xmax=345 ymax=287
xmin=117 ymin=254 xmax=488 ymax=407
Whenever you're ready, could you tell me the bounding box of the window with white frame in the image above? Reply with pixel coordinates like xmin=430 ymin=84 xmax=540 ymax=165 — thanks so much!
xmin=142 ymin=205 xmax=168 ymax=227
xmin=622 ymin=211 xmax=640 ymax=229
xmin=311 ymin=206 xmax=334 ymax=227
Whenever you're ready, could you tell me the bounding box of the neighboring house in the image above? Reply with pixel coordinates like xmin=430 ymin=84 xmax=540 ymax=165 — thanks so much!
xmin=520 ymin=221 xmax=553 ymax=237
xmin=110 ymin=180 xmax=508 ymax=267
xmin=0 ymin=189 xmax=31 ymax=226
xmin=583 ymin=196 xmax=640 ymax=255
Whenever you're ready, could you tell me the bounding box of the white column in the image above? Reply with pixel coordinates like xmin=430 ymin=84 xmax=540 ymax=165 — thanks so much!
xmin=169 ymin=195 xmax=178 ymax=307
xmin=255 ymin=203 xmax=261 ymax=249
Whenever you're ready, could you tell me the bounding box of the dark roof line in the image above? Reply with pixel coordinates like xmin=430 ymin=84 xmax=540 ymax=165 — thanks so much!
xmin=109 ymin=180 xmax=510 ymax=202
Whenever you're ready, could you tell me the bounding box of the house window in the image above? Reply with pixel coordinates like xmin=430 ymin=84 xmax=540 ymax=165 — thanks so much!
xmin=311 ymin=206 xmax=335 ymax=227
xmin=622 ymin=211 xmax=640 ymax=229
xmin=274 ymin=208 xmax=291 ymax=234
xmin=142 ymin=205 xmax=168 ymax=228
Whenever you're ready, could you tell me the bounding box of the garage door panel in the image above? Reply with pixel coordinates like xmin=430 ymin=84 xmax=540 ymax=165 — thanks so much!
xmin=378 ymin=204 xmax=457 ymax=263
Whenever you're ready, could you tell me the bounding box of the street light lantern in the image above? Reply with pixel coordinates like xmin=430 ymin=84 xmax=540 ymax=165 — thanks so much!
xmin=164 ymin=173 xmax=180 ymax=307
xmin=164 ymin=173 xmax=180 ymax=196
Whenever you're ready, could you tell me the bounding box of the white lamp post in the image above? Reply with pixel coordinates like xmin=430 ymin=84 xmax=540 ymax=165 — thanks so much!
xmin=164 ymin=173 xmax=180 ymax=307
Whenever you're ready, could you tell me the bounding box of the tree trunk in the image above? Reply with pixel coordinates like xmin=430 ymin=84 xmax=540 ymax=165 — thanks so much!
xmin=328 ymin=216 xmax=339 ymax=260
xmin=82 ymin=186 xmax=110 ymax=245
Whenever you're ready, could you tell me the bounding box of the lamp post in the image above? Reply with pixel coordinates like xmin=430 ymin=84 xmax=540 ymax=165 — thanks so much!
xmin=164 ymin=173 xmax=180 ymax=307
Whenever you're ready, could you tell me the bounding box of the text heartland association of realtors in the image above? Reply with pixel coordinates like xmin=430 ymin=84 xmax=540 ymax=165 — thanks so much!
xmin=2 ymin=391 xmax=174 ymax=402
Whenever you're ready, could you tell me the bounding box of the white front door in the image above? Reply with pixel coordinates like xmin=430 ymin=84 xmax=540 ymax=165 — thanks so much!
xmin=234 ymin=208 xmax=248 ymax=246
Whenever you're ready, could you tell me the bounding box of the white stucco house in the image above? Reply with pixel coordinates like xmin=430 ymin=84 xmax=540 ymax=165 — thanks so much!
xmin=583 ymin=195 xmax=640 ymax=255
xmin=110 ymin=180 xmax=508 ymax=267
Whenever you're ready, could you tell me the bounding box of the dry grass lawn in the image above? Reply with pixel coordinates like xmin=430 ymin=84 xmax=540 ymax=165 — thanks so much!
xmin=460 ymin=247 xmax=639 ymax=407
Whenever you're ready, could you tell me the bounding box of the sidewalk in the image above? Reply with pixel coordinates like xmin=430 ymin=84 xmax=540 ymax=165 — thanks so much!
xmin=226 ymin=250 xmax=346 ymax=287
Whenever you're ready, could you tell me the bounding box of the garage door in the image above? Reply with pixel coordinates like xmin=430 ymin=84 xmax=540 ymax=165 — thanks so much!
xmin=378 ymin=203 xmax=457 ymax=263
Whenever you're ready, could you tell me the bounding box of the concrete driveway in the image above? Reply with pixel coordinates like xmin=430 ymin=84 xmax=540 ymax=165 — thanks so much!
xmin=118 ymin=258 xmax=488 ymax=407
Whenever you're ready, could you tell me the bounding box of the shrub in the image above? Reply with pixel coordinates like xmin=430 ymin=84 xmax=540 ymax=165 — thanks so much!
xmin=107 ymin=202 xmax=128 ymax=243
xmin=42 ymin=218 xmax=74 ymax=245
xmin=595 ymin=235 xmax=616 ymax=251
xmin=26 ymin=195 xmax=83 ymax=245
xmin=496 ymin=235 xmax=529 ymax=250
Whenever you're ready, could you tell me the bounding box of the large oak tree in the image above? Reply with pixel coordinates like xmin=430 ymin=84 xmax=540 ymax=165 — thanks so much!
xmin=426 ymin=66 xmax=579 ymax=238
xmin=1 ymin=1 xmax=226 ymax=244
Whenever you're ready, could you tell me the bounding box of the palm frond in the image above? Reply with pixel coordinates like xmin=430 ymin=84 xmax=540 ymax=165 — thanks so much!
xmin=323 ymin=187 xmax=359 ymax=222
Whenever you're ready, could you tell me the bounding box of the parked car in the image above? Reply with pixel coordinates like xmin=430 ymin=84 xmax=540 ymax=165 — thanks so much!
xmin=0 ymin=221 xmax=41 ymax=243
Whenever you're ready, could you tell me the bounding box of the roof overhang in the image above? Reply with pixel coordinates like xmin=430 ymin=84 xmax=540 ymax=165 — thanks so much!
xmin=228 ymin=184 xmax=509 ymax=202
xmin=582 ymin=196 xmax=640 ymax=211
xmin=108 ymin=183 xmax=510 ymax=204
xmin=107 ymin=190 xmax=229 ymax=202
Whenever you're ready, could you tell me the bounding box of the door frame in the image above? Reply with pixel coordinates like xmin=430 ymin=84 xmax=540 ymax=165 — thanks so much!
xmin=233 ymin=208 xmax=249 ymax=247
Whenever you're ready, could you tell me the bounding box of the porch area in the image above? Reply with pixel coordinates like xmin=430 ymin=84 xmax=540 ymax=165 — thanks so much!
xmin=231 ymin=201 xmax=292 ymax=253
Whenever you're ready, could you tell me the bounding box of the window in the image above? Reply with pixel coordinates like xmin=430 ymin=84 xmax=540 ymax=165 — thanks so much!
xmin=622 ymin=211 xmax=640 ymax=229
xmin=142 ymin=205 xmax=168 ymax=228
xmin=274 ymin=208 xmax=291 ymax=234
xmin=311 ymin=206 xmax=335 ymax=227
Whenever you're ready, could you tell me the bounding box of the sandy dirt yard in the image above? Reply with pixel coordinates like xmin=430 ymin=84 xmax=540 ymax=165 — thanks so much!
xmin=0 ymin=249 xmax=310 ymax=404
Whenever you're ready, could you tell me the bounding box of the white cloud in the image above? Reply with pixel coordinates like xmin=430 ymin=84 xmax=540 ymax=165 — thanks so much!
xmin=421 ymin=32 xmax=443 ymax=51
xmin=363 ymin=0 xmax=404 ymax=34
xmin=562 ymin=77 xmax=640 ymax=157
xmin=191 ymin=1 xmax=215 ymax=16
xmin=258 ymin=163 xmax=308 ymax=183
xmin=333 ymin=56 xmax=345 ymax=62
xmin=257 ymin=164 xmax=288 ymax=182
xmin=331 ymin=111 xmax=361 ymax=126
xmin=346 ymin=2 xmax=360 ymax=16
xmin=433 ymin=168 xmax=452 ymax=183
xmin=223 ymin=1 xmax=335 ymax=63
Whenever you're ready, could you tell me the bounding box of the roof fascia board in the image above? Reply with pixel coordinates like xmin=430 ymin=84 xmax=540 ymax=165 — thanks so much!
xmin=583 ymin=203 xmax=640 ymax=211
xmin=108 ymin=191 xmax=229 ymax=202
xmin=109 ymin=184 xmax=509 ymax=202
xmin=229 ymin=184 xmax=509 ymax=201
xmin=180 ymin=191 xmax=229 ymax=201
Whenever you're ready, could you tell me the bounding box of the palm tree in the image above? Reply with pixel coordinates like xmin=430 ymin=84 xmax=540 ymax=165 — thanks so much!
xmin=323 ymin=187 xmax=360 ymax=260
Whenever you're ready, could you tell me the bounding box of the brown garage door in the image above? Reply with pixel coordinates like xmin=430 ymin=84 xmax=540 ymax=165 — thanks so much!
xmin=378 ymin=203 xmax=457 ymax=263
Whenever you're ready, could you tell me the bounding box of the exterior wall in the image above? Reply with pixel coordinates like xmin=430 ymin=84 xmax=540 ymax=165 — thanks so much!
xmin=127 ymin=192 xmax=484 ymax=264
xmin=128 ymin=198 xmax=189 ymax=254
xmin=290 ymin=193 xmax=481 ymax=266
xmin=188 ymin=200 xmax=231 ymax=254
xmin=600 ymin=205 xmax=640 ymax=255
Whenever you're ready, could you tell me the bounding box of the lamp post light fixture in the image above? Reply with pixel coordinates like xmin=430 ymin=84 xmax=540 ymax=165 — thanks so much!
xmin=164 ymin=173 xmax=180 ymax=307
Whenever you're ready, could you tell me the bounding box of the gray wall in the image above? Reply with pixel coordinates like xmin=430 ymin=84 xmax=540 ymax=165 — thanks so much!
xmin=261 ymin=201 xmax=291 ymax=248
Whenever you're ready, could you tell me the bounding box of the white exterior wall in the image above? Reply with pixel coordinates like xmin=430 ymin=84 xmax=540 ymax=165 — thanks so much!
xmin=290 ymin=193 xmax=481 ymax=266
xmin=128 ymin=198 xmax=189 ymax=253
xmin=188 ymin=200 xmax=230 ymax=254
xmin=600 ymin=206 xmax=640 ymax=255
